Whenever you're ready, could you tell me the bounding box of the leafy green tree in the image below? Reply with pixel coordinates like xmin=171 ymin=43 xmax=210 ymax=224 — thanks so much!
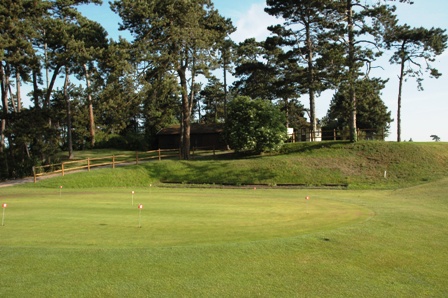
xmin=72 ymin=16 xmax=108 ymax=147
xmin=218 ymin=39 xmax=236 ymax=122
xmin=111 ymin=0 xmax=234 ymax=159
xmin=330 ymin=1 xmax=397 ymax=142
xmin=231 ymin=38 xmax=277 ymax=101
xmin=95 ymin=38 xmax=143 ymax=147
xmin=0 ymin=0 xmax=46 ymax=152
xmin=430 ymin=135 xmax=440 ymax=142
xmin=225 ymin=96 xmax=287 ymax=154
xmin=384 ymin=25 xmax=447 ymax=142
xmin=265 ymin=0 xmax=341 ymax=140
xmin=198 ymin=76 xmax=226 ymax=124
xmin=232 ymin=37 xmax=304 ymax=131
xmin=282 ymin=99 xmax=308 ymax=137
xmin=323 ymin=78 xmax=392 ymax=140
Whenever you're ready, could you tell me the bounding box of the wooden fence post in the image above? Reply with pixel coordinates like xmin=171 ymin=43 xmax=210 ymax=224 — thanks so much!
xmin=62 ymin=163 xmax=65 ymax=176
xmin=33 ymin=166 xmax=36 ymax=183
xmin=113 ymin=155 xmax=115 ymax=169
xmin=88 ymin=158 xmax=91 ymax=172
xmin=158 ymin=149 xmax=161 ymax=161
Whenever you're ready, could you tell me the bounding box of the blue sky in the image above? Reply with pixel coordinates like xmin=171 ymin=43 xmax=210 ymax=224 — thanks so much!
xmin=77 ymin=0 xmax=448 ymax=142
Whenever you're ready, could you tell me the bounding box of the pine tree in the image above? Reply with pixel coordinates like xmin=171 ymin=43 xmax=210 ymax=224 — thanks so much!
xmin=111 ymin=0 xmax=234 ymax=159
xmin=384 ymin=24 xmax=447 ymax=142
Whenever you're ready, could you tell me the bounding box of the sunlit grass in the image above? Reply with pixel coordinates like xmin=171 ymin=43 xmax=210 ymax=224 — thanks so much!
xmin=1 ymin=178 xmax=447 ymax=297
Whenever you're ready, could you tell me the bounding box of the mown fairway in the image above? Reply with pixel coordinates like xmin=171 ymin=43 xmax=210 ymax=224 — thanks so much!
xmin=1 ymin=179 xmax=447 ymax=297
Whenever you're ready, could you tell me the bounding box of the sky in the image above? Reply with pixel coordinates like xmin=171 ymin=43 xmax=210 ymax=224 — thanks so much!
xmin=78 ymin=1 xmax=448 ymax=142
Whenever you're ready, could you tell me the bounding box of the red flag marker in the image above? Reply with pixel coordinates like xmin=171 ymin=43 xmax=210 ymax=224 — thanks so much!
xmin=138 ymin=204 xmax=143 ymax=209
xmin=2 ymin=203 xmax=7 ymax=208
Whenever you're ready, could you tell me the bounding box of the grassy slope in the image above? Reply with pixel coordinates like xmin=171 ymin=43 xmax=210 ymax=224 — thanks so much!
xmin=30 ymin=141 xmax=448 ymax=190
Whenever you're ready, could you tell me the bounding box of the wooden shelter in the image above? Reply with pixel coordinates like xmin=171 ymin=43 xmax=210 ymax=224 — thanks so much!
xmin=156 ymin=123 xmax=227 ymax=150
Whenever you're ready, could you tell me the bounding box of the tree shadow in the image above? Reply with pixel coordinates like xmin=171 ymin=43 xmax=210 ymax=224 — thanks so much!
xmin=143 ymin=160 xmax=275 ymax=186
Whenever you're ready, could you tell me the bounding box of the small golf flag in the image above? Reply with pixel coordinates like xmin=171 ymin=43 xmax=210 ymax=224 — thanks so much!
xmin=138 ymin=204 xmax=143 ymax=209
xmin=2 ymin=203 xmax=6 ymax=226
xmin=305 ymin=196 xmax=310 ymax=200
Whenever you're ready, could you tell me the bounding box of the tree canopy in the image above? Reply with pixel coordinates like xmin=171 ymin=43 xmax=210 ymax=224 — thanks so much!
xmin=0 ymin=0 xmax=445 ymax=179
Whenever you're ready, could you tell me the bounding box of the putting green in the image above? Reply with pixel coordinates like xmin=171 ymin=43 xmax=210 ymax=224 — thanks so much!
xmin=1 ymin=188 xmax=373 ymax=248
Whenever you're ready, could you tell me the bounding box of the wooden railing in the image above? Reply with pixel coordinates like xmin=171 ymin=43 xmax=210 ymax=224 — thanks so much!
xmin=32 ymin=149 xmax=180 ymax=183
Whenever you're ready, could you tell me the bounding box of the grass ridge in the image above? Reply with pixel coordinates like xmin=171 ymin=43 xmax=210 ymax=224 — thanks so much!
xmin=26 ymin=141 xmax=448 ymax=189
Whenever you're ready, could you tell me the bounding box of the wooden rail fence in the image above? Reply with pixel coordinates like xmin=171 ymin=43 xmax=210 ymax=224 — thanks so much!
xmin=32 ymin=149 xmax=179 ymax=183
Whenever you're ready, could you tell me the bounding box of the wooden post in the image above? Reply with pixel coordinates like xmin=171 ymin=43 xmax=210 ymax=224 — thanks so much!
xmin=113 ymin=155 xmax=115 ymax=169
xmin=334 ymin=129 xmax=336 ymax=141
xmin=136 ymin=151 xmax=139 ymax=165
xmin=88 ymin=158 xmax=91 ymax=172
xmin=158 ymin=149 xmax=161 ymax=161
xmin=33 ymin=166 xmax=36 ymax=183
xmin=62 ymin=163 xmax=65 ymax=177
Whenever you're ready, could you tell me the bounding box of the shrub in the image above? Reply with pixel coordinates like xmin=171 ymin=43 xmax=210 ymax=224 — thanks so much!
xmin=225 ymin=96 xmax=287 ymax=154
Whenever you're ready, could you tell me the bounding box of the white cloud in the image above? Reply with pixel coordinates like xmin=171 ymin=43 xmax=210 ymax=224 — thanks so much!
xmin=230 ymin=3 xmax=281 ymax=43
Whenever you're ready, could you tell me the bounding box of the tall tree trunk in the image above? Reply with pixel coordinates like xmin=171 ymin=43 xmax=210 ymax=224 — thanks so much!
xmin=347 ymin=0 xmax=357 ymax=142
xmin=306 ymin=22 xmax=317 ymax=141
xmin=178 ymin=66 xmax=191 ymax=160
xmin=223 ymin=55 xmax=228 ymax=123
xmin=8 ymin=84 xmax=17 ymax=113
xmin=0 ymin=64 xmax=9 ymax=153
xmin=32 ymin=68 xmax=40 ymax=108
xmin=83 ymin=64 xmax=95 ymax=147
xmin=45 ymin=64 xmax=62 ymax=109
xmin=64 ymin=66 xmax=74 ymax=160
xmin=44 ymin=34 xmax=49 ymax=90
xmin=16 ymin=70 xmax=21 ymax=112
xmin=396 ymin=45 xmax=406 ymax=143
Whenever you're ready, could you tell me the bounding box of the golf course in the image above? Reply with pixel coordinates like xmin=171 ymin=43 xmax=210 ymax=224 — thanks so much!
xmin=1 ymin=142 xmax=447 ymax=297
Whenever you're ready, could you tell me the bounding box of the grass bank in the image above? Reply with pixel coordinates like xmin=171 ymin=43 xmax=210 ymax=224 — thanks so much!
xmin=28 ymin=141 xmax=448 ymax=189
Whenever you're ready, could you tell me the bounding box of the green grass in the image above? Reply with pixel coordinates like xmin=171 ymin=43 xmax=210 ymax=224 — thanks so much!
xmin=1 ymin=142 xmax=447 ymax=296
xmin=30 ymin=141 xmax=448 ymax=189
xmin=1 ymin=178 xmax=448 ymax=297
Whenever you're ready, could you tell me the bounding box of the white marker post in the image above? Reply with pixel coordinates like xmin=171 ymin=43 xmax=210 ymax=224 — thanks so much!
xmin=2 ymin=203 xmax=7 ymax=226
xmin=59 ymin=185 xmax=63 ymax=197
xmin=131 ymin=191 xmax=135 ymax=206
xmin=138 ymin=204 xmax=143 ymax=228
xmin=305 ymin=196 xmax=310 ymax=214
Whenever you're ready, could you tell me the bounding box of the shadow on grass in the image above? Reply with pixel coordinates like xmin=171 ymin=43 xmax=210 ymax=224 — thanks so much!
xmin=143 ymin=160 xmax=275 ymax=186
xmin=280 ymin=141 xmax=352 ymax=154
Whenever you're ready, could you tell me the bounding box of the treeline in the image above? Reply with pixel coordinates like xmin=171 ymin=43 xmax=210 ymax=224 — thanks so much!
xmin=0 ymin=0 xmax=446 ymax=180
